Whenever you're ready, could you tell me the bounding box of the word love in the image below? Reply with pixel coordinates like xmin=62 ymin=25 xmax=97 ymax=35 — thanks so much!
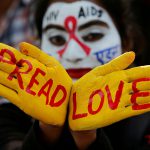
xmin=72 ymin=79 xmax=150 ymax=120
xmin=0 ymin=49 xmax=67 ymax=107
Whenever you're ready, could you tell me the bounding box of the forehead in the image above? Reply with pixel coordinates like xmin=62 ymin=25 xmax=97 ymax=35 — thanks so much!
xmin=42 ymin=1 xmax=110 ymax=28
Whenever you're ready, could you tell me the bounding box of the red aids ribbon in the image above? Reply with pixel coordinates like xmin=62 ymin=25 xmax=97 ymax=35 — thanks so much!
xmin=58 ymin=16 xmax=91 ymax=57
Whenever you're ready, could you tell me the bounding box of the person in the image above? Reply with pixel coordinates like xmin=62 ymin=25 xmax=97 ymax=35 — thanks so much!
xmin=36 ymin=1 xmax=150 ymax=149
xmin=0 ymin=0 xmax=149 ymax=150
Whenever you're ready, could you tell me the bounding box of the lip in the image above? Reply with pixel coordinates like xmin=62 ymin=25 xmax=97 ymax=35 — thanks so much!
xmin=66 ymin=68 xmax=92 ymax=79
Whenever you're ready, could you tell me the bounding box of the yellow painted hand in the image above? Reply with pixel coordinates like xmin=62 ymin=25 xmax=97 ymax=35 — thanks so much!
xmin=0 ymin=42 xmax=72 ymax=126
xmin=69 ymin=52 xmax=150 ymax=131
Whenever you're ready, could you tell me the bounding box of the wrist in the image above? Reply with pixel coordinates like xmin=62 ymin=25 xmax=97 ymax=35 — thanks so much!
xmin=71 ymin=130 xmax=97 ymax=150
xmin=39 ymin=121 xmax=63 ymax=144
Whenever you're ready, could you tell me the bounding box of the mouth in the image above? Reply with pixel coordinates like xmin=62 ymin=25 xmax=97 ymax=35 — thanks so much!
xmin=66 ymin=68 xmax=92 ymax=79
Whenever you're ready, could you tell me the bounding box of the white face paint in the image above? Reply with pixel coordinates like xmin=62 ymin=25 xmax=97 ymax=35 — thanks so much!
xmin=42 ymin=1 xmax=122 ymax=78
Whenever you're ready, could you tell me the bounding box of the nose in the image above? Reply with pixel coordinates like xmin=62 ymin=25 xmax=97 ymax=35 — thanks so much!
xmin=62 ymin=40 xmax=86 ymax=63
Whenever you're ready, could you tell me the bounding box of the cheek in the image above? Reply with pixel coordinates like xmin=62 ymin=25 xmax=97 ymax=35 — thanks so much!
xmin=86 ymin=29 xmax=121 ymax=54
xmin=93 ymin=45 xmax=122 ymax=64
xmin=88 ymin=45 xmax=121 ymax=65
xmin=86 ymin=35 xmax=122 ymax=65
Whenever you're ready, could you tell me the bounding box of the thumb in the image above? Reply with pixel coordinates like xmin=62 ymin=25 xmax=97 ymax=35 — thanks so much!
xmin=91 ymin=51 xmax=135 ymax=76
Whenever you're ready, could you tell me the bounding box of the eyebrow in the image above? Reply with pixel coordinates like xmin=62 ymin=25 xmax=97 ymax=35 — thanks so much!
xmin=43 ymin=24 xmax=66 ymax=32
xmin=78 ymin=20 xmax=109 ymax=31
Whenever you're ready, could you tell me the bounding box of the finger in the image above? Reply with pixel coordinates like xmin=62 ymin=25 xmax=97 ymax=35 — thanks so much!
xmin=131 ymin=91 xmax=150 ymax=105
xmin=118 ymin=82 xmax=133 ymax=107
xmin=19 ymin=42 xmax=60 ymax=67
xmin=0 ymin=51 xmax=34 ymax=76
xmin=0 ymin=56 xmax=17 ymax=73
xmin=0 ymin=43 xmax=26 ymax=62
xmin=0 ymin=70 xmax=18 ymax=90
xmin=121 ymin=81 xmax=150 ymax=108
xmin=132 ymin=78 xmax=150 ymax=91
xmin=91 ymin=51 xmax=135 ymax=76
xmin=118 ymin=94 xmax=131 ymax=108
xmin=0 ymin=84 xmax=19 ymax=106
xmin=0 ymin=43 xmax=43 ymax=75
xmin=121 ymin=93 xmax=150 ymax=109
xmin=123 ymin=106 xmax=150 ymax=119
xmin=125 ymin=66 xmax=150 ymax=82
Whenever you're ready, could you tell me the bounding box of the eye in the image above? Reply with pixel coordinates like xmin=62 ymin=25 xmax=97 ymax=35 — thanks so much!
xmin=49 ymin=35 xmax=66 ymax=46
xmin=82 ymin=33 xmax=104 ymax=42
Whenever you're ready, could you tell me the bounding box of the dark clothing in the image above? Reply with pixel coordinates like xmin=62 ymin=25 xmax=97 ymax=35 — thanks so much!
xmin=0 ymin=103 xmax=113 ymax=150
xmin=104 ymin=112 xmax=150 ymax=150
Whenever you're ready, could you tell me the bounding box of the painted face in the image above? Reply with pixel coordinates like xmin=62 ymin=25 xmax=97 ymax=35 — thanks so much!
xmin=42 ymin=1 xmax=122 ymax=78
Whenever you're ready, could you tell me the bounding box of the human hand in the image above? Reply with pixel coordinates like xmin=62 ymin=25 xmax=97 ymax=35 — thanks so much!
xmin=69 ymin=52 xmax=150 ymax=131
xmin=0 ymin=42 xmax=72 ymax=126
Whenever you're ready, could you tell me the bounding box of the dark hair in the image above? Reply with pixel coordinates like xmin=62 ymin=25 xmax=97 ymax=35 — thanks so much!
xmin=34 ymin=0 xmax=145 ymax=58
xmin=130 ymin=0 xmax=150 ymax=65
xmin=35 ymin=0 xmax=51 ymax=39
